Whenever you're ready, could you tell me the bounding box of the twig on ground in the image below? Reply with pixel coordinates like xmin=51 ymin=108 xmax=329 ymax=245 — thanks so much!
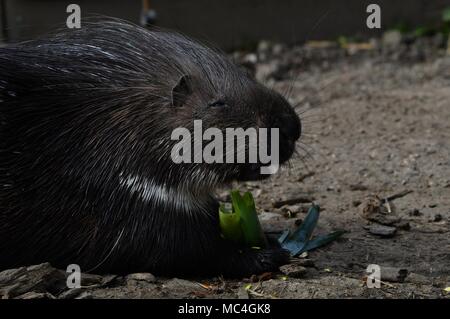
xmin=386 ymin=190 xmax=413 ymax=202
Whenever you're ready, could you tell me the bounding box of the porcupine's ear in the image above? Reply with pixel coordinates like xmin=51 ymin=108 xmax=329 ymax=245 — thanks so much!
xmin=171 ymin=75 xmax=192 ymax=107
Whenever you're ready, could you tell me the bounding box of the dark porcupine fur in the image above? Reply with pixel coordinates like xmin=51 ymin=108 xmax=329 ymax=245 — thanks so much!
xmin=0 ymin=19 xmax=301 ymax=277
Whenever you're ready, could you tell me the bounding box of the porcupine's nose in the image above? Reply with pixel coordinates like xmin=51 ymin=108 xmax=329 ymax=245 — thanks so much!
xmin=280 ymin=112 xmax=301 ymax=142
xmin=274 ymin=106 xmax=301 ymax=143
xmin=270 ymin=98 xmax=302 ymax=164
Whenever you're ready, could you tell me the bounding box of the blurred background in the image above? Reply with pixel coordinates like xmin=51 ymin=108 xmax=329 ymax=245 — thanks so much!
xmin=0 ymin=0 xmax=449 ymax=50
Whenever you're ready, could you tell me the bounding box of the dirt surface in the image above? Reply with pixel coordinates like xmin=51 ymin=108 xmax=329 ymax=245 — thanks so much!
xmin=1 ymin=34 xmax=449 ymax=299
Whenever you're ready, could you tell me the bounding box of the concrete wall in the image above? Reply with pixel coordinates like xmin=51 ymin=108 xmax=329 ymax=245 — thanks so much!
xmin=151 ymin=0 xmax=449 ymax=48
xmin=0 ymin=0 xmax=6 ymax=41
xmin=1 ymin=0 xmax=449 ymax=48
xmin=2 ymin=0 xmax=141 ymax=42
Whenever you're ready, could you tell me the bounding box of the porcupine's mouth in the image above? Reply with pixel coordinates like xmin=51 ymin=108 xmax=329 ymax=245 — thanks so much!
xmin=235 ymin=163 xmax=272 ymax=182
xmin=232 ymin=135 xmax=297 ymax=182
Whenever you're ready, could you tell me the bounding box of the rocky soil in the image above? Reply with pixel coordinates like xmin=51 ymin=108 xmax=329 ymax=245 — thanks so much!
xmin=1 ymin=32 xmax=449 ymax=299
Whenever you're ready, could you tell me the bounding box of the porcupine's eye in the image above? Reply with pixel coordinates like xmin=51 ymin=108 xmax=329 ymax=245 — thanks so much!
xmin=208 ymin=99 xmax=227 ymax=108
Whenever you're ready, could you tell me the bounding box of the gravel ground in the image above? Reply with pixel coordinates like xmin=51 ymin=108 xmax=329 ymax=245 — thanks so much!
xmin=1 ymin=34 xmax=449 ymax=299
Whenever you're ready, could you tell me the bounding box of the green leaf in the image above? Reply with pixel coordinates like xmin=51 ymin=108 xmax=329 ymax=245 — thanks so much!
xmin=221 ymin=193 xmax=344 ymax=254
xmin=392 ymin=23 xmax=409 ymax=34
xmin=292 ymin=204 xmax=320 ymax=242
xmin=279 ymin=205 xmax=345 ymax=256
xmin=219 ymin=204 xmax=243 ymax=244
xmin=280 ymin=204 xmax=320 ymax=256
xmin=233 ymin=190 xmax=266 ymax=247
xmin=219 ymin=190 xmax=266 ymax=247
xmin=278 ymin=229 xmax=290 ymax=244
xmin=443 ymin=7 xmax=450 ymax=23
xmin=300 ymin=230 xmax=346 ymax=253
xmin=337 ymin=36 xmax=348 ymax=48
xmin=414 ymin=26 xmax=434 ymax=37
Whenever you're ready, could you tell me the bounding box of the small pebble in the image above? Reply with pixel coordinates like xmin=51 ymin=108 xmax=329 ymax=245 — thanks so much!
xmin=352 ymin=200 xmax=362 ymax=207
xmin=366 ymin=224 xmax=397 ymax=237
xmin=349 ymin=184 xmax=368 ymax=191
xmin=126 ymin=273 xmax=156 ymax=283
xmin=296 ymin=259 xmax=315 ymax=268
xmin=408 ymin=208 xmax=421 ymax=216
xmin=396 ymin=221 xmax=411 ymax=230
xmin=281 ymin=204 xmax=302 ymax=216
xmin=433 ymin=214 xmax=442 ymax=222
xmin=280 ymin=264 xmax=307 ymax=278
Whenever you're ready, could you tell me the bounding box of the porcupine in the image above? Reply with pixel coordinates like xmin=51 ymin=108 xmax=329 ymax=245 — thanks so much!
xmin=0 ymin=19 xmax=302 ymax=277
